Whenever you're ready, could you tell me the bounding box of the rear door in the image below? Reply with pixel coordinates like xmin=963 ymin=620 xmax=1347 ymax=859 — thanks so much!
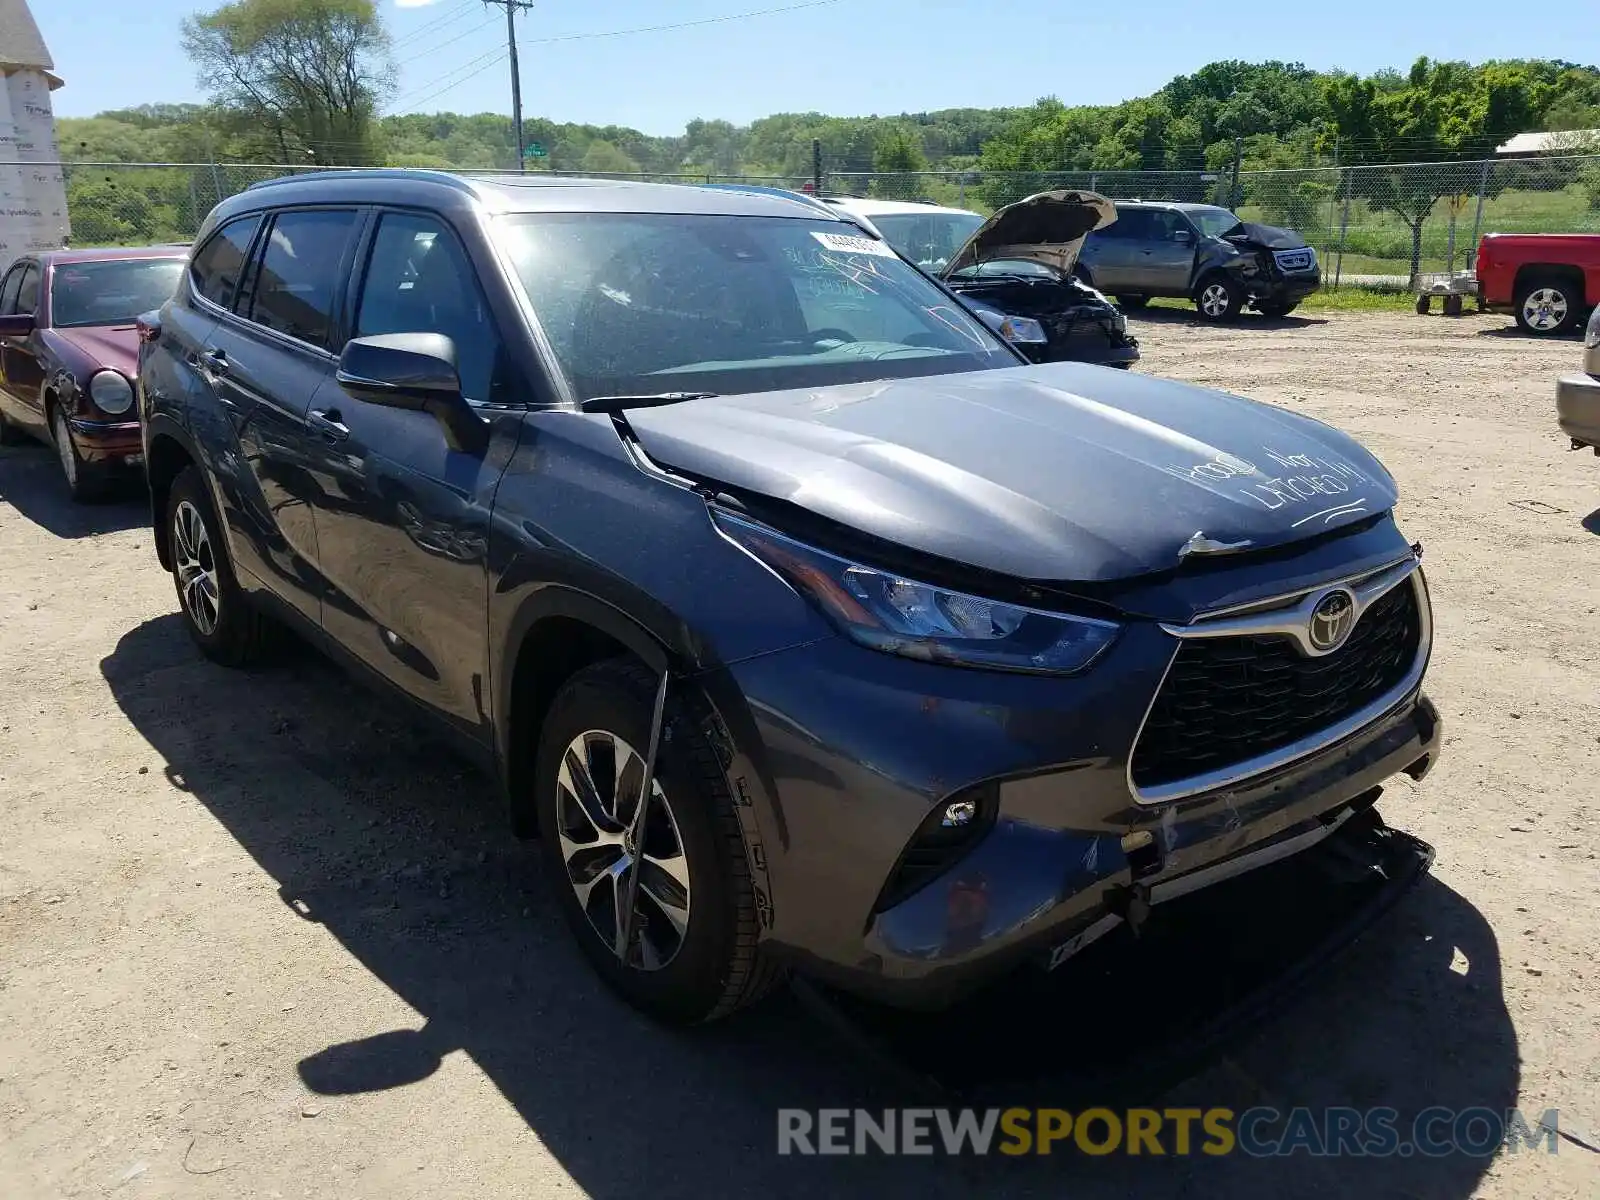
xmin=198 ymin=207 xmax=365 ymax=625
xmin=302 ymin=208 xmax=521 ymax=737
xmin=1080 ymin=210 xmax=1145 ymax=292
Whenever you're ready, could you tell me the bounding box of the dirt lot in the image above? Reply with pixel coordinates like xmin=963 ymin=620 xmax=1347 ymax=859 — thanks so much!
xmin=2 ymin=309 xmax=1597 ymax=1199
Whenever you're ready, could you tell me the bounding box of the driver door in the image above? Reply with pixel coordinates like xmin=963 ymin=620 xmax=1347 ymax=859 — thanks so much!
xmin=0 ymin=262 xmax=46 ymax=432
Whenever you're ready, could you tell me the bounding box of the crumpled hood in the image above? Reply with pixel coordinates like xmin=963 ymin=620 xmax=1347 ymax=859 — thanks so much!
xmin=1223 ymin=222 xmax=1308 ymax=251
xmin=943 ymin=190 xmax=1117 ymax=280
xmin=50 ymin=324 xmax=138 ymax=378
xmin=625 ymin=362 xmax=1396 ymax=584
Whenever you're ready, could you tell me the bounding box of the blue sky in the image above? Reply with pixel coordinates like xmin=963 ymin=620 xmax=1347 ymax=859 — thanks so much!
xmin=36 ymin=0 xmax=1600 ymax=134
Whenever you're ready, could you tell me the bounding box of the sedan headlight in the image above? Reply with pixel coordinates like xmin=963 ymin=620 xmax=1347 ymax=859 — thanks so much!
xmin=88 ymin=370 xmax=134 ymax=415
xmin=714 ymin=512 xmax=1119 ymax=674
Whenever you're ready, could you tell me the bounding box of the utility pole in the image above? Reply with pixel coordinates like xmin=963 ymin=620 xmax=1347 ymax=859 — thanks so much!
xmin=482 ymin=0 xmax=535 ymax=172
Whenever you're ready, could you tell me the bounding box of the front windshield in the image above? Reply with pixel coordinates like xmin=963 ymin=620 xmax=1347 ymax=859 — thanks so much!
xmin=495 ymin=213 xmax=1013 ymax=400
xmin=50 ymin=258 xmax=185 ymax=328
xmin=1186 ymin=207 xmax=1244 ymax=239
xmin=859 ymin=211 xmax=984 ymax=272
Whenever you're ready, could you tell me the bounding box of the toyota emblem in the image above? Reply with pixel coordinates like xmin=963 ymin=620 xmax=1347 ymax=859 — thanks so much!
xmin=1307 ymin=588 xmax=1357 ymax=653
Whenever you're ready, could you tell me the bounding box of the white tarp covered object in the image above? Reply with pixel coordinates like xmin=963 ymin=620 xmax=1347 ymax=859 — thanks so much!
xmin=0 ymin=0 xmax=68 ymax=272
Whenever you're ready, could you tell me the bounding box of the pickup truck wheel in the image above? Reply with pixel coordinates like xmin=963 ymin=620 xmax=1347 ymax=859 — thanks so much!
xmin=1515 ymin=282 xmax=1575 ymax=335
xmin=1194 ymin=276 xmax=1243 ymax=322
xmin=166 ymin=466 xmax=269 ymax=667
xmin=535 ymin=658 xmax=782 ymax=1024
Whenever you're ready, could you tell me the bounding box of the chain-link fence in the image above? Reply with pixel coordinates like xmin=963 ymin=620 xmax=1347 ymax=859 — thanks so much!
xmin=38 ymin=153 xmax=1600 ymax=290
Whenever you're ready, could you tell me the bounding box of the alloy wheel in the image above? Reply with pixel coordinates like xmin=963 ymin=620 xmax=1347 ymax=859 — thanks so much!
xmin=172 ymin=499 xmax=221 ymax=636
xmin=1199 ymin=283 xmax=1231 ymax=318
xmin=1522 ymin=288 xmax=1568 ymax=332
xmin=555 ymin=729 xmax=691 ymax=971
xmin=52 ymin=409 xmax=77 ymax=488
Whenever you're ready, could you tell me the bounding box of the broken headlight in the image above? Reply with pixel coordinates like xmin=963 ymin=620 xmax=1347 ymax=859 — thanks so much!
xmin=714 ymin=511 xmax=1119 ymax=674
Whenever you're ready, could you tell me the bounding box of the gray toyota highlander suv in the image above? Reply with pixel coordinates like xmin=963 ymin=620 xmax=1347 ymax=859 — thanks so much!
xmin=137 ymin=170 xmax=1440 ymax=1025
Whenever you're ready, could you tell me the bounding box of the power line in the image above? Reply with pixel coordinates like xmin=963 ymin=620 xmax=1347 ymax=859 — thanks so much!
xmin=396 ymin=12 xmax=501 ymax=65
xmin=517 ymin=0 xmax=841 ymax=46
xmin=391 ymin=0 xmax=479 ymax=48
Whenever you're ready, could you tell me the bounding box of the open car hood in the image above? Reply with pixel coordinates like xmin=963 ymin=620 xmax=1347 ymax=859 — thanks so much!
xmin=942 ymin=190 xmax=1117 ymax=279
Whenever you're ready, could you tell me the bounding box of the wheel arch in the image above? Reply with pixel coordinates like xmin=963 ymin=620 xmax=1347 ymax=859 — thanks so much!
xmin=145 ymin=422 xmax=199 ymax=571
xmin=1513 ymin=262 xmax=1586 ymax=306
xmin=497 ymin=588 xmax=676 ymax=838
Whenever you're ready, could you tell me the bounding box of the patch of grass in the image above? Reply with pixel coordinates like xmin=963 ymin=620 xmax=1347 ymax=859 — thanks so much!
xmin=1144 ymin=289 xmax=1421 ymax=315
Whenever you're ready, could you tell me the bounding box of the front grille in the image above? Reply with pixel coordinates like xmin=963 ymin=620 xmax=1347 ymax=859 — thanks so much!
xmin=1273 ymin=248 xmax=1316 ymax=273
xmin=1130 ymin=579 xmax=1422 ymax=791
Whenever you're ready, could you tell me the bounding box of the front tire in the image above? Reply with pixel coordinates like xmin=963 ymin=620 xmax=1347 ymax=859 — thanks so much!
xmin=535 ymin=658 xmax=780 ymax=1024
xmin=50 ymin=406 xmax=107 ymax=502
xmin=1258 ymin=300 xmax=1299 ymax=318
xmin=1515 ymin=280 xmax=1577 ymax=335
xmin=1194 ymin=275 xmax=1243 ymax=322
xmin=166 ymin=466 xmax=269 ymax=667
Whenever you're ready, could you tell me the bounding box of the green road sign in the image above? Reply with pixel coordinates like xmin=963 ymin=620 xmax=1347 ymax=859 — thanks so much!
xmin=523 ymin=143 xmax=548 ymax=159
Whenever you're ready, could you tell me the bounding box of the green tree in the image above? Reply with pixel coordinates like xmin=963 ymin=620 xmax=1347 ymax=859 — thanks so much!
xmin=181 ymin=0 xmax=393 ymax=165
xmin=1322 ymin=58 xmax=1536 ymax=278
xmin=871 ymin=125 xmax=927 ymax=199
xmin=580 ymin=140 xmax=641 ymax=176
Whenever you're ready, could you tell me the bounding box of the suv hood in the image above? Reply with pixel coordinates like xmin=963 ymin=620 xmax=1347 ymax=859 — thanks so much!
xmin=943 ymin=190 xmax=1116 ymax=280
xmin=625 ymin=362 xmax=1396 ymax=585
xmin=1222 ymin=222 xmax=1308 ymax=251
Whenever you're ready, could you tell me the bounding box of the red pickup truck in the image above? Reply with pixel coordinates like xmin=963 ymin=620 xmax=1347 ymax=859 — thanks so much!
xmin=1476 ymin=233 xmax=1600 ymax=335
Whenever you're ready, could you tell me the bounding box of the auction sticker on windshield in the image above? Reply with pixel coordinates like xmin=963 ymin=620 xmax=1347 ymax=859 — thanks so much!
xmin=812 ymin=231 xmax=897 ymax=258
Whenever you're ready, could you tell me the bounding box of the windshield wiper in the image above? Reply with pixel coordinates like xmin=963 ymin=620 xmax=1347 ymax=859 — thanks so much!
xmin=580 ymin=391 xmax=719 ymax=414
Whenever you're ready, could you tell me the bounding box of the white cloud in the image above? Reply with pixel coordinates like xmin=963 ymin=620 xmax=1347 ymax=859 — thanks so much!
xmin=393 ymin=0 xmax=445 ymax=8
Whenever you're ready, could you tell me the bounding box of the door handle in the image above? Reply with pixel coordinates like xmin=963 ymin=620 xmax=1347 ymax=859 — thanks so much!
xmin=202 ymin=347 xmax=231 ymax=376
xmin=308 ymin=407 xmax=350 ymax=441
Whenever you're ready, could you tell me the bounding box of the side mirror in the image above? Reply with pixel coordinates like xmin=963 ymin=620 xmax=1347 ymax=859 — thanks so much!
xmin=0 ymin=313 xmax=35 ymax=337
xmin=336 ymin=333 xmax=487 ymax=454
xmin=1173 ymin=228 xmax=1194 ymax=245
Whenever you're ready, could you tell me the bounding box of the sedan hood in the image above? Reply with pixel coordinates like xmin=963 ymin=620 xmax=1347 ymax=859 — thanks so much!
xmin=625 ymin=363 xmax=1396 ymax=585
xmin=943 ymin=190 xmax=1116 ymax=280
xmin=51 ymin=325 xmax=139 ymax=378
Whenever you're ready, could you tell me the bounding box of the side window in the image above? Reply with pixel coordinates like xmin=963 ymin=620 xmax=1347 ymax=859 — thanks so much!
xmin=14 ymin=265 xmax=41 ymax=315
xmin=1150 ymin=211 xmax=1186 ymax=241
xmin=248 ymin=209 xmax=360 ymax=349
xmin=0 ymin=264 xmax=25 ymax=314
xmin=1113 ymin=209 xmax=1155 ymax=241
xmin=190 ymin=215 xmax=261 ymax=310
xmin=353 ymin=211 xmax=505 ymax=403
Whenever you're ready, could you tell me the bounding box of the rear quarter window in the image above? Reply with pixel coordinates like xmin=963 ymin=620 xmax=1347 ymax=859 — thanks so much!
xmin=190 ymin=215 xmax=262 ymax=310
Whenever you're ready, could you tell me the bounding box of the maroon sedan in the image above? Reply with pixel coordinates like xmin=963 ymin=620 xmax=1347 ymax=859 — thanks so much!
xmin=0 ymin=247 xmax=188 ymax=501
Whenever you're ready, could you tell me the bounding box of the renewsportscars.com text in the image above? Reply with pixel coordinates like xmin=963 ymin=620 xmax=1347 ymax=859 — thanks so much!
xmin=776 ymin=1106 xmax=1564 ymax=1157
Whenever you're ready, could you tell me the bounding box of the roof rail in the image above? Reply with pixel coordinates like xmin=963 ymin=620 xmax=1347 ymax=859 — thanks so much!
xmin=244 ymin=168 xmax=478 ymax=195
xmin=698 ymin=181 xmax=838 ymax=216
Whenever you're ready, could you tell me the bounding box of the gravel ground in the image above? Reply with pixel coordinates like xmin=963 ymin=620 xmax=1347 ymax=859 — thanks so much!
xmin=1 ymin=308 xmax=1597 ymax=1199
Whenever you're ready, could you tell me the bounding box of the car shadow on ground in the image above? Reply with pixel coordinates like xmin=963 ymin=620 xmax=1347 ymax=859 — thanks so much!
xmin=1475 ymin=324 xmax=1582 ymax=341
xmin=0 ymin=442 xmax=148 ymax=538
xmin=100 ymin=613 xmax=1517 ymax=1199
xmin=1125 ymin=306 xmax=1329 ymax=332
xmin=1582 ymin=508 xmax=1600 ymax=535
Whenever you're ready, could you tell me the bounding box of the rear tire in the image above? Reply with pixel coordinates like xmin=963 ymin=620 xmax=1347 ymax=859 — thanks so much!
xmin=535 ymin=658 xmax=781 ymax=1024
xmin=166 ymin=466 xmax=269 ymax=667
xmin=1194 ymin=275 xmax=1243 ymax=322
xmin=1514 ymin=278 xmax=1578 ymax=335
xmin=1117 ymin=295 xmax=1149 ymax=309
xmin=50 ymin=405 xmax=108 ymax=503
